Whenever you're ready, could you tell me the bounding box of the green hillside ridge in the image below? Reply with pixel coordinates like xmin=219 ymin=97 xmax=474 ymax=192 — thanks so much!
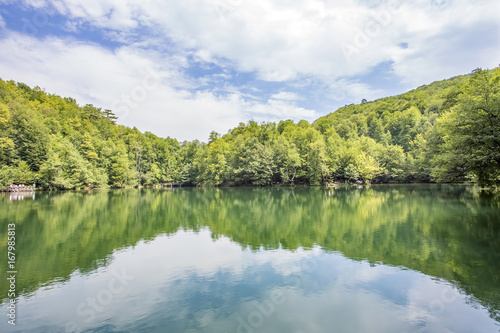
xmin=0 ymin=67 xmax=499 ymax=189
xmin=312 ymin=73 xmax=472 ymax=182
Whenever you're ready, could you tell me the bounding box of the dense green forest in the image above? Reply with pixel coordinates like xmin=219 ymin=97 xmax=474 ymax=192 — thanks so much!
xmin=0 ymin=67 xmax=499 ymax=189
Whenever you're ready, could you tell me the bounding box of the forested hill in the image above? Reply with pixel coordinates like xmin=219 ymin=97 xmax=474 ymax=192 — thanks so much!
xmin=313 ymin=73 xmax=469 ymax=146
xmin=0 ymin=67 xmax=499 ymax=189
xmin=311 ymin=73 xmax=471 ymax=182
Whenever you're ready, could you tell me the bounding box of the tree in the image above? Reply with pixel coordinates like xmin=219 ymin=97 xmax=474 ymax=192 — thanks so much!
xmin=0 ymin=137 xmax=15 ymax=164
xmin=103 ymin=109 xmax=118 ymax=123
xmin=431 ymin=68 xmax=500 ymax=187
xmin=0 ymin=104 xmax=14 ymax=164
xmin=0 ymin=103 xmax=9 ymax=127
xmin=248 ymin=143 xmax=275 ymax=186
xmin=324 ymin=128 xmax=344 ymax=178
xmin=200 ymin=138 xmax=229 ymax=186
xmin=8 ymin=102 xmax=49 ymax=171
xmin=0 ymin=161 xmax=35 ymax=186
xmin=367 ymin=115 xmax=389 ymax=144
xmin=387 ymin=106 xmax=421 ymax=150
xmin=39 ymin=136 xmax=108 ymax=189
xmin=109 ymin=141 xmax=134 ymax=187
xmin=2 ymin=69 xmax=498 ymax=189
xmin=174 ymin=140 xmax=203 ymax=184
xmin=274 ymin=136 xmax=301 ymax=184
xmin=379 ymin=145 xmax=406 ymax=180
xmin=344 ymin=163 xmax=359 ymax=182
xmin=82 ymin=104 xmax=103 ymax=120
xmin=305 ymin=138 xmax=328 ymax=185
xmin=356 ymin=152 xmax=382 ymax=183
xmin=80 ymin=133 xmax=99 ymax=163
xmin=278 ymin=119 xmax=295 ymax=134
xmin=208 ymin=131 xmax=220 ymax=144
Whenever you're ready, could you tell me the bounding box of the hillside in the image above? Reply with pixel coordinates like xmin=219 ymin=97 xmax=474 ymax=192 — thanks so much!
xmin=313 ymin=73 xmax=469 ymax=147
xmin=311 ymin=69 xmax=499 ymax=186
xmin=311 ymin=73 xmax=471 ymax=182
xmin=0 ymin=80 xmax=180 ymax=189
xmin=0 ymin=67 xmax=499 ymax=189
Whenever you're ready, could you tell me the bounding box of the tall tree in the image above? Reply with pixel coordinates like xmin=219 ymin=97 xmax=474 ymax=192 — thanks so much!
xmin=274 ymin=136 xmax=301 ymax=184
xmin=431 ymin=68 xmax=500 ymax=187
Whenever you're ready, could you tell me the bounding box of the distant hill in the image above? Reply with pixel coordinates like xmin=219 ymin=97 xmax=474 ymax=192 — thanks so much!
xmin=313 ymin=73 xmax=469 ymax=150
xmin=310 ymin=68 xmax=499 ymax=186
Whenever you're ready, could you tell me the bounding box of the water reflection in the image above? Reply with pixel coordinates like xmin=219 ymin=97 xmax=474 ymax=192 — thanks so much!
xmin=0 ymin=186 xmax=499 ymax=332
xmin=1 ymin=230 xmax=498 ymax=333
xmin=5 ymin=192 xmax=35 ymax=201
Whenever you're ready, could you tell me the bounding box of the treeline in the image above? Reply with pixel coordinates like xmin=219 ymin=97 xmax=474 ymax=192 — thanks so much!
xmin=0 ymin=67 xmax=499 ymax=189
xmin=0 ymin=80 xmax=180 ymax=189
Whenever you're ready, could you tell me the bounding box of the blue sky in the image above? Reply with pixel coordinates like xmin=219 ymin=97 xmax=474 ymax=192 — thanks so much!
xmin=0 ymin=0 xmax=498 ymax=141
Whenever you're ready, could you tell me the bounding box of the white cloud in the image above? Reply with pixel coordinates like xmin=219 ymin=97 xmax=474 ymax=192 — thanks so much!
xmin=30 ymin=0 xmax=139 ymax=30
xmin=248 ymin=98 xmax=317 ymax=121
xmin=326 ymin=79 xmax=386 ymax=103
xmin=391 ymin=20 xmax=500 ymax=87
xmin=270 ymin=91 xmax=302 ymax=101
xmin=23 ymin=0 xmax=497 ymax=84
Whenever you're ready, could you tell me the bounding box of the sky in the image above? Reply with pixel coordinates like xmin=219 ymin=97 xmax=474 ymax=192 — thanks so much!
xmin=0 ymin=0 xmax=498 ymax=141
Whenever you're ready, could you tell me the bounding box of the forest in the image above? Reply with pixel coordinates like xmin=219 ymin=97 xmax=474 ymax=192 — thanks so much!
xmin=0 ymin=67 xmax=499 ymax=189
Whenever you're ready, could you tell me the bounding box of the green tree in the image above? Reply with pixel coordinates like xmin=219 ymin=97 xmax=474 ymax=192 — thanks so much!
xmin=200 ymin=138 xmax=229 ymax=186
xmin=0 ymin=161 xmax=35 ymax=186
xmin=356 ymin=152 xmax=382 ymax=183
xmin=344 ymin=163 xmax=359 ymax=182
xmin=39 ymin=137 xmax=107 ymax=189
xmin=248 ymin=143 xmax=275 ymax=186
xmin=103 ymin=109 xmax=118 ymax=123
xmin=0 ymin=103 xmax=9 ymax=127
xmin=274 ymin=136 xmax=301 ymax=184
xmin=0 ymin=104 xmax=14 ymax=164
xmin=324 ymin=128 xmax=344 ymax=178
xmin=431 ymin=68 xmax=500 ymax=187
xmin=109 ymin=141 xmax=135 ymax=187
xmin=80 ymin=133 xmax=99 ymax=164
xmin=8 ymin=102 xmax=49 ymax=171
xmin=305 ymin=138 xmax=328 ymax=185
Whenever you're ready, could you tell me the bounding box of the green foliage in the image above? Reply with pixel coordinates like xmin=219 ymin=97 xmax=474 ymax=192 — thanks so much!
xmin=0 ymin=103 xmax=9 ymax=127
xmin=0 ymin=137 xmax=15 ymax=164
xmin=431 ymin=68 xmax=500 ymax=187
xmin=0 ymin=78 xmax=177 ymax=189
xmin=274 ymin=136 xmax=301 ymax=184
xmin=199 ymin=138 xmax=229 ymax=186
xmin=7 ymin=101 xmax=49 ymax=171
xmin=305 ymin=138 xmax=327 ymax=185
xmin=108 ymin=140 xmax=135 ymax=188
xmin=313 ymin=68 xmax=499 ymax=186
xmin=0 ymin=161 xmax=35 ymax=186
xmin=1 ymin=68 xmax=498 ymax=188
xmin=38 ymin=136 xmax=108 ymax=189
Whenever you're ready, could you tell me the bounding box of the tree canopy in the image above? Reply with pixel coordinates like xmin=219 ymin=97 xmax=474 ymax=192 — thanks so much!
xmin=0 ymin=67 xmax=499 ymax=189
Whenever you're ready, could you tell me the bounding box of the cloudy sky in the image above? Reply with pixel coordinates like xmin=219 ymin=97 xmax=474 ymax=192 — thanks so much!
xmin=0 ymin=0 xmax=498 ymax=141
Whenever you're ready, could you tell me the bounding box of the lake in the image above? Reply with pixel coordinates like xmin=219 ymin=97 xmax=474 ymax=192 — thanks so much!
xmin=1 ymin=185 xmax=499 ymax=332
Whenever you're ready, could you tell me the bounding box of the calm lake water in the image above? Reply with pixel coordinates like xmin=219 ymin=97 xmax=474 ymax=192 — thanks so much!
xmin=1 ymin=185 xmax=499 ymax=333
